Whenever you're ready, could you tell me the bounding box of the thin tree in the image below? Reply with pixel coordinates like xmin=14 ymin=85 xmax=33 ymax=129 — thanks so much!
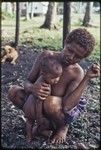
xmin=5 ymin=2 xmax=9 ymax=12
xmin=11 ymin=2 xmax=16 ymax=15
xmin=15 ymin=2 xmax=20 ymax=48
xmin=40 ymin=2 xmax=57 ymax=30
xmin=82 ymin=2 xmax=90 ymax=27
xmin=0 ymin=1 xmax=1 ymax=48
xmin=63 ymin=2 xmax=71 ymax=48
xmin=30 ymin=2 xmax=34 ymax=19
xmin=26 ymin=2 xmax=30 ymax=20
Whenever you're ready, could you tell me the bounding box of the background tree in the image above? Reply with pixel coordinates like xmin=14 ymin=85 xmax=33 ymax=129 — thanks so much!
xmin=40 ymin=2 xmax=57 ymax=30
xmin=25 ymin=2 xmax=30 ymax=20
xmin=3 ymin=2 xmax=12 ymax=14
xmin=11 ymin=2 xmax=16 ymax=15
xmin=30 ymin=2 xmax=34 ymax=19
xmin=0 ymin=1 xmax=1 ymax=48
xmin=82 ymin=2 xmax=91 ymax=27
xmin=15 ymin=2 xmax=20 ymax=48
xmin=5 ymin=2 xmax=9 ymax=12
xmin=63 ymin=2 xmax=71 ymax=47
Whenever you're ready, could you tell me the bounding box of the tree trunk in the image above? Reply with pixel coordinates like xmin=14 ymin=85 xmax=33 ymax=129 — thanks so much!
xmin=5 ymin=2 xmax=9 ymax=12
xmin=11 ymin=2 xmax=16 ymax=15
xmin=26 ymin=2 xmax=30 ymax=20
xmin=30 ymin=2 xmax=34 ymax=19
xmin=82 ymin=2 xmax=90 ymax=27
xmin=15 ymin=2 xmax=20 ymax=48
xmin=40 ymin=2 xmax=57 ymax=30
xmin=0 ymin=1 xmax=1 ymax=48
xmin=63 ymin=2 xmax=71 ymax=48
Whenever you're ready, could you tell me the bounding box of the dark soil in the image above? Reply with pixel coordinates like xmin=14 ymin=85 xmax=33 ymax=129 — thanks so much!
xmin=1 ymin=46 xmax=100 ymax=149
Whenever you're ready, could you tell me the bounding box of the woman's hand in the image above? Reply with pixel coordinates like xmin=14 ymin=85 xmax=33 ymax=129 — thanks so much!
xmin=32 ymin=80 xmax=51 ymax=100
xmin=85 ymin=63 xmax=100 ymax=79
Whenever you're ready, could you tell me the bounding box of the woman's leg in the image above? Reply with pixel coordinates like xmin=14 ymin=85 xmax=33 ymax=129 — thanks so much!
xmin=64 ymin=97 xmax=87 ymax=124
xmin=43 ymin=96 xmax=87 ymax=144
xmin=43 ymin=96 xmax=68 ymax=143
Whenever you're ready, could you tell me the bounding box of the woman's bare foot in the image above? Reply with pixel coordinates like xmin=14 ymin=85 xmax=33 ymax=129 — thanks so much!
xmin=51 ymin=125 xmax=68 ymax=144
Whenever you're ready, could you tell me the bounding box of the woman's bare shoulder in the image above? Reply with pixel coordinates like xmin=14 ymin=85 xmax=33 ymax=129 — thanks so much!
xmin=73 ymin=63 xmax=84 ymax=79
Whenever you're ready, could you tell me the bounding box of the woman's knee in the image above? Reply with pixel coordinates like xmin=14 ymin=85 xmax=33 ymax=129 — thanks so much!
xmin=44 ymin=96 xmax=62 ymax=116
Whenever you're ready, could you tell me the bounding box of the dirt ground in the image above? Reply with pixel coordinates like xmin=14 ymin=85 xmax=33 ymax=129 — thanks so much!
xmin=1 ymin=45 xmax=100 ymax=149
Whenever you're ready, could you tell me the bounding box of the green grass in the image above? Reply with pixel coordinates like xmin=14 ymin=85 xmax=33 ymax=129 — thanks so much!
xmin=1 ymin=13 xmax=100 ymax=61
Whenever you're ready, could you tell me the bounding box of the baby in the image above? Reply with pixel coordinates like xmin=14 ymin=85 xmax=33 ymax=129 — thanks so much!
xmin=23 ymin=56 xmax=63 ymax=142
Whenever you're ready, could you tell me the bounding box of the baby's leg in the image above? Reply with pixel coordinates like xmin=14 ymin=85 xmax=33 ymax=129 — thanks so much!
xmin=35 ymin=100 xmax=52 ymax=138
xmin=37 ymin=117 xmax=53 ymax=138
xmin=26 ymin=119 xmax=34 ymax=142
xmin=40 ymin=129 xmax=52 ymax=138
xmin=36 ymin=99 xmax=44 ymax=124
xmin=23 ymin=95 xmax=36 ymax=141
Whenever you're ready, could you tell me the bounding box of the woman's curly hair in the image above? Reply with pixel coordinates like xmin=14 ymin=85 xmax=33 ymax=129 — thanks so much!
xmin=65 ymin=28 xmax=95 ymax=56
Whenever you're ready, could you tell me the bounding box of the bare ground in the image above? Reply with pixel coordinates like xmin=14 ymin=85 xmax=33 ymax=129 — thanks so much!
xmin=1 ymin=45 xmax=100 ymax=149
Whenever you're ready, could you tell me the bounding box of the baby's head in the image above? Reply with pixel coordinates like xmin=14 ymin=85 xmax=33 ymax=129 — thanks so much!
xmin=41 ymin=56 xmax=62 ymax=84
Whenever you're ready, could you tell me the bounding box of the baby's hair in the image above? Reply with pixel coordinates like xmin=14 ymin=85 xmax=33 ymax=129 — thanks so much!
xmin=65 ymin=28 xmax=95 ymax=57
xmin=41 ymin=56 xmax=62 ymax=76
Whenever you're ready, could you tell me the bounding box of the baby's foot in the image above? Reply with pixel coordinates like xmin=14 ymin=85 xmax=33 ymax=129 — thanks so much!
xmin=40 ymin=130 xmax=52 ymax=138
xmin=32 ymin=125 xmax=38 ymax=137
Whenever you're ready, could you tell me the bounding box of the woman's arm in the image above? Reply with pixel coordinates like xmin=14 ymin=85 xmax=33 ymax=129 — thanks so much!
xmin=62 ymin=64 xmax=100 ymax=113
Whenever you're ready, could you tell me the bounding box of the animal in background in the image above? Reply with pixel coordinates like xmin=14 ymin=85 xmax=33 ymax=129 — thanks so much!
xmin=1 ymin=45 xmax=18 ymax=65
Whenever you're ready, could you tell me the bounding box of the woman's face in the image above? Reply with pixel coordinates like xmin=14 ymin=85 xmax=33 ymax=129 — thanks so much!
xmin=61 ymin=42 xmax=87 ymax=66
